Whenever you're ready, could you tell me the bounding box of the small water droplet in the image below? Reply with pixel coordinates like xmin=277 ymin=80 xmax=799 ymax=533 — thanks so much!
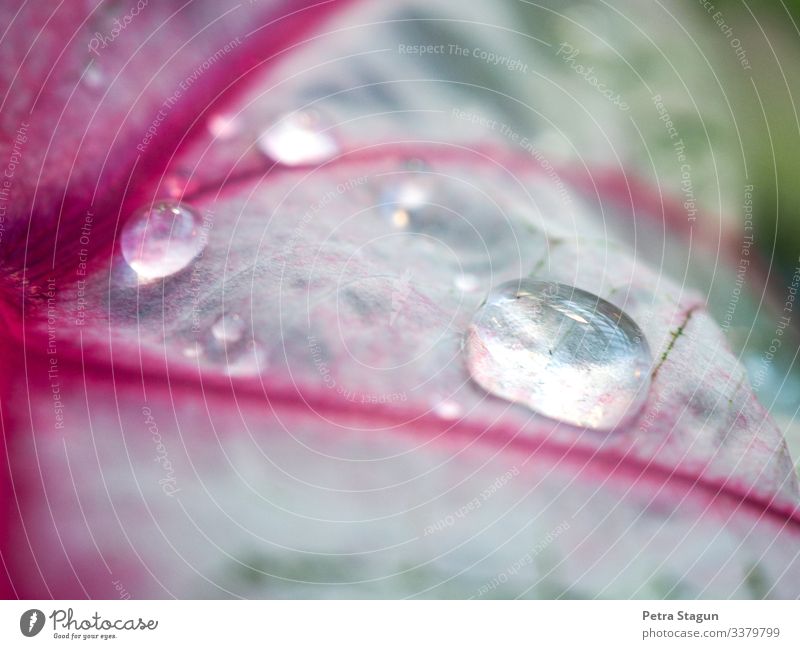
xmin=211 ymin=313 xmax=245 ymax=345
xmin=182 ymin=345 xmax=202 ymax=359
xmin=376 ymin=175 xmax=524 ymax=276
xmin=161 ymin=169 xmax=199 ymax=200
xmin=208 ymin=113 xmax=239 ymax=139
xmin=258 ymin=111 xmax=339 ymax=166
xmin=433 ymin=399 xmax=462 ymax=420
xmin=82 ymin=61 xmax=104 ymax=89
xmin=380 ymin=180 xmax=429 ymax=230
xmin=120 ymin=201 xmax=206 ymax=281
xmin=465 ymin=279 xmax=651 ymax=430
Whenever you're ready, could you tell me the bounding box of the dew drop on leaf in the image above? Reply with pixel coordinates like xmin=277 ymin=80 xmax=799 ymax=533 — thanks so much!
xmin=258 ymin=111 xmax=339 ymax=166
xmin=433 ymin=399 xmax=463 ymax=420
xmin=82 ymin=60 xmax=104 ymax=89
xmin=211 ymin=313 xmax=246 ymax=345
xmin=465 ymin=279 xmax=652 ymax=430
xmin=120 ymin=201 xmax=206 ymax=281
xmin=376 ymin=174 xmax=519 ymax=275
xmin=182 ymin=344 xmax=202 ymax=359
xmin=207 ymin=113 xmax=240 ymax=140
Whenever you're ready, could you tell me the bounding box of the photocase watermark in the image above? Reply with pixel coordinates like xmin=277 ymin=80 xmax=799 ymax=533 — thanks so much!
xmin=74 ymin=209 xmax=95 ymax=327
xmin=638 ymin=387 xmax=667 ymax=434
xmin=268 ymin=174 xmax=368 ymax=275
xmin=20 ymin=606 xmax=158 ymax=639
xmin=476 ymin=520 xmax=571 ymax=596
xmin=307 ymin=335 xmax=407 ymax=404
xmin=698 ymin=1 xmax=752 ymax=70
xmin=142 ymin=406 xmax=180 ymax=497
xmin=0 ymin=120 xmax=29 ymax=246
xmin=111 ymin=578 xmax=131 ymax=600
xmin=555 ymin=42 xmax=630 ymax=111
xmin=720 ymin=184 xmax=754 ymax=333
xmin=397 ymin=42 xmax=528 ymax=73
xmin=137 ymin=37 xmax=242 ymax=153
xmin=45 ymin=278 xmax=66 ymax=431
xmin=20 ymin=609 xmax=45 ymax=637
xmin=750 ymin=256 xmax=800 ymax=392
xmin=75 ymin=209 xmax=95 ymax=278
xmin=652 ymin=94 xmax=696 ymax=223
xmin=451 ymin=107 xmax=572 ymax=208
xmin=88 ymin=0 xmax=149 ymax=56
xmin=423 ymin=466 xmax=520 ymax=536
xmin=47 ymin=608 xmax=158 ymax=639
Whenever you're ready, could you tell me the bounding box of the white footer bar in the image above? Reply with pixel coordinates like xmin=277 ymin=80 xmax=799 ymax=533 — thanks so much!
xmin=0 ymin=600 xmax=797 ymax=647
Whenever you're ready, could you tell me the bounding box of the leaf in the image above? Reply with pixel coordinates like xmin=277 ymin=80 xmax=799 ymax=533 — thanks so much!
xmin=1 ymin=0 xmax=799 ymax=598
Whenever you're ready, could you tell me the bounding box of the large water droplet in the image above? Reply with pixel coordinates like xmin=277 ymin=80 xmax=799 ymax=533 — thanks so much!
xmin=258 ymin=111 xmax=339 ymax=166
xmin=376 ymin=174 xmax=527 ymax=276
xmin=465 ymin=279 xmax=651 ymax=430
xmin=120 ymin=201 xmax=206 ymax=281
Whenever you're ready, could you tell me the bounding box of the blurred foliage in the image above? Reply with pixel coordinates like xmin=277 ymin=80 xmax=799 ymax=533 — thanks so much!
xmin=696 ymin=0 xmax=800 ymax=278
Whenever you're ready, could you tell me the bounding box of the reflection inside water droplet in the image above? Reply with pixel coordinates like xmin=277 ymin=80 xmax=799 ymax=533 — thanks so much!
xmin=120 ymin=201 xmax=206 ymax=281
xmin=465 ymin=279 xmax=651 ymax=430
xmin=258 ymin=111 xmax=339 ymax=166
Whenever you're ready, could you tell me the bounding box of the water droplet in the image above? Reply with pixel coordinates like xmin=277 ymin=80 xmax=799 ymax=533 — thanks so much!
xmin=376 ymin=175 xmax=524 ymax=276
xmin=380 ymin=180 xmax=430 ymax=230
xmin=433 ymin=399 xmax=462 ymax=420
xmin=161 ymin=169 xmax=199 ymax=200
xmin=211 ymin=313 xmax=245 ymax=345
xmin=208 ymin=114 xmax=239 ymax=139
xmin=258 ymin=111 xmax=339 ymax=166
xmin=465 ymin=279 xmax=651 ymax=430
xmin=182 ymin=345 xmax=202 ymax=359
xmin=120 ymin=201 xmax=206 ymax=281
xmin=82 ymin=61 xmax=104 ymax=89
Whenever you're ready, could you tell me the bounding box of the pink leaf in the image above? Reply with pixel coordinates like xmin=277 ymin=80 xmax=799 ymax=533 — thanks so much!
xmin=1 ymin=0 xmax=798 ymax=598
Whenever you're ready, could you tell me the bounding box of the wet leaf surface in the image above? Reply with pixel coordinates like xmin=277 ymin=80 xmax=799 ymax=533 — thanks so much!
xmin=2 ymin=0 xmax=799 ymax=598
